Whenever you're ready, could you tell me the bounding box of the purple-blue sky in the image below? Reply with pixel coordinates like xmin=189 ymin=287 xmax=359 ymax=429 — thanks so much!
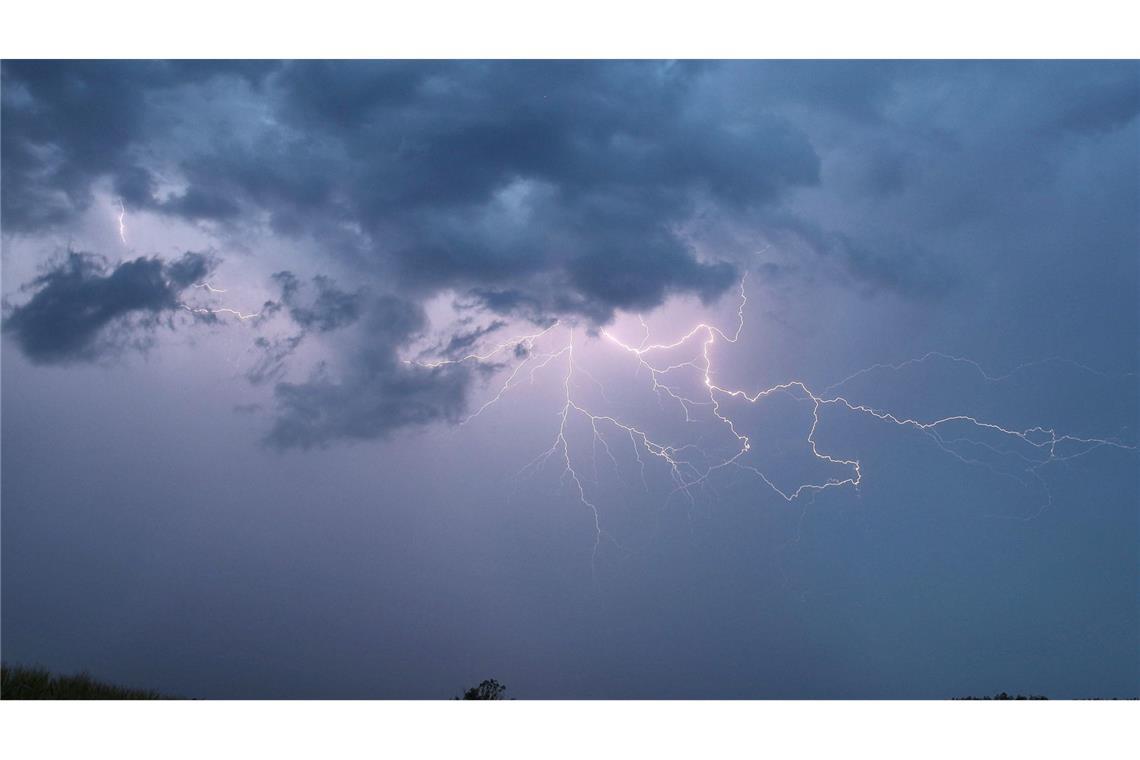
xmin=2 ymin=61 xmax=1137 ymax=698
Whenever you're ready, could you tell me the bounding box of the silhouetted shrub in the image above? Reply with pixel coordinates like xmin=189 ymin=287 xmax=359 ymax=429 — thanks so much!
xmin=459 ymin=679 xmax=508 ymax=700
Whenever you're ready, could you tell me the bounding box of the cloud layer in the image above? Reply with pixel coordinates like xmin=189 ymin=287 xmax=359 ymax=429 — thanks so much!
xmin=3 ymin=60 xmax=1136 ymax=445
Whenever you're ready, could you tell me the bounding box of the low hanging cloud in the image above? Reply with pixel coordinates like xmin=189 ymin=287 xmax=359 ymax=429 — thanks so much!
xmin=271 ymin=271 xmax=363 ymax=333
xmin=246 ymin=274 xmax=474 ymax=448
xmin=245 ymin=272 xmax=364 ymax=387
xmin=265 ymin=296 xmax=471 ymax=449
xmin=2 ymin=251 xmax=213 ymax=364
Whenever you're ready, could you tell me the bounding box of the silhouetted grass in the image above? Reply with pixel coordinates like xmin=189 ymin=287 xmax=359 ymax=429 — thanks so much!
xmin=1 ymin=663 xmax=170 ymax=700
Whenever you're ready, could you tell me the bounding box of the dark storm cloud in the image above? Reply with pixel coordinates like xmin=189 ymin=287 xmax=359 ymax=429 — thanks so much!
xmin=271 ymin=60 xmax=814 ymax=318
xmin=0 ymin=60 xmax=277 ymax=231
xmin=266 ymin=296 xmax=470 ymax=449
xmin=3 ymin=60 xmax=1137 ymax=445
xmin=722 ymin=60 xmax=1140 ymax=302
xmin=2 ymin=60 xmax=822 ymax=323
xmin=2 ymin=251 xmax=213 ymax=364
xmin=5 ymin=61 xmax=1135 ymax=313
xmin=271 ymin=272 xmax=363 ymax=333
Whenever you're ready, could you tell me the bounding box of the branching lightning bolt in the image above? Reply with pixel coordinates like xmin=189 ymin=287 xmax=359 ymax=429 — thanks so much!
xmin=413 ymin=274 xmax=1136 ymax=567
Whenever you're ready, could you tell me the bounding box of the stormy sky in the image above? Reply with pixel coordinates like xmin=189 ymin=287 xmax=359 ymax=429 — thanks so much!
xmin=2 ymin=60 xmax=1137 ymax=698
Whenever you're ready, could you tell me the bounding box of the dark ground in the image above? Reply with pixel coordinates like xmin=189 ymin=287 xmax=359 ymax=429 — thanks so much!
xmin=1 ymin=664 xmax=169 ymax=699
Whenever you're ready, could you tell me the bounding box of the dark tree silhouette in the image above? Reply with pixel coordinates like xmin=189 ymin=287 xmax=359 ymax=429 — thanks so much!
xmin=459 ymin=679 xmax=507 ymax=700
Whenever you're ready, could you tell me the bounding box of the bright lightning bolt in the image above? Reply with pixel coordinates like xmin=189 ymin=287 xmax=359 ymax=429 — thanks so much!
xmin=181 ymin=304 xmax=262 ymax=321
xmin=414 ymin=274 xmax=1136 ymax=567
xmin=180 ymin=281 xmax=260 ymax=321
xmin=116 ymin=200 xmax=127 ymax=244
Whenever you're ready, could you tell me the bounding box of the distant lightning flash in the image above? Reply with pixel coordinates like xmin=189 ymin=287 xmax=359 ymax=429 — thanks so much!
xmin=180 ymin=281 xmax=260 ymax=321
xmin=181 ymin=304 xmax=262 ymax=321
xmin=116 ymin=200 xmax=128 ymax=244
xmin=412 ymin=274 xmax=1136 ymax=563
